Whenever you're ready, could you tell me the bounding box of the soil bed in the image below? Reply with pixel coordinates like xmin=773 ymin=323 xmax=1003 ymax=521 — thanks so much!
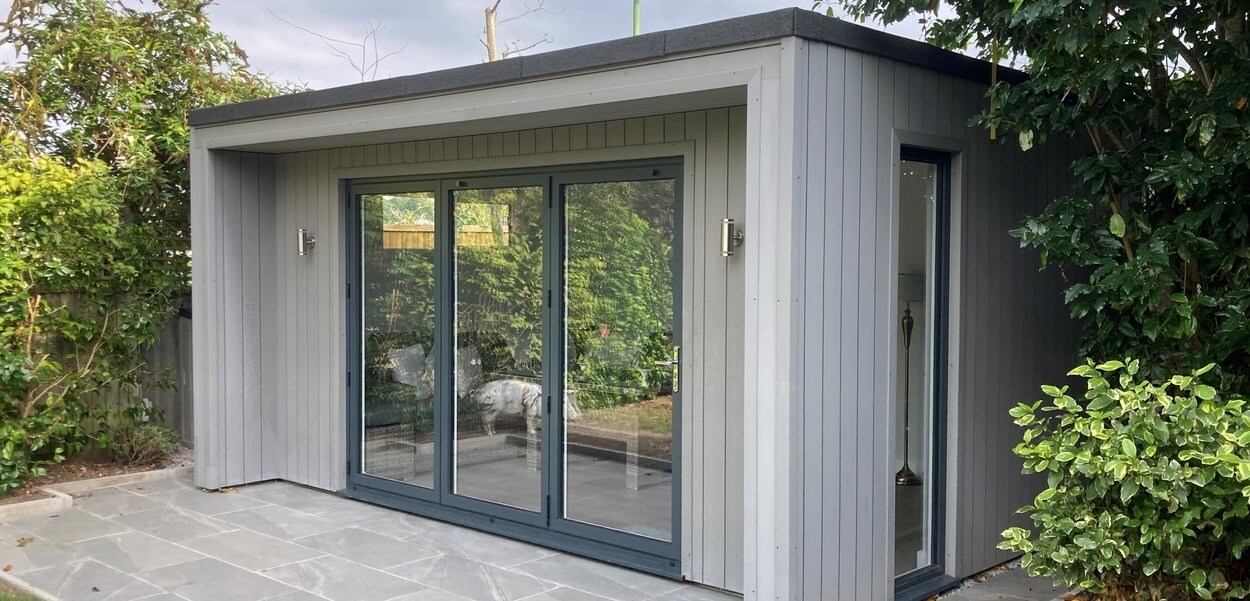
xmin=0 ymin=446 xmax=192 ymax=507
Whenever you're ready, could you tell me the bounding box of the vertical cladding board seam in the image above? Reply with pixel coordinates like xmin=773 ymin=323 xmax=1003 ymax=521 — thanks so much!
xmin=683 ymin=109 xmax=708 ymax=584
xmin=240 ymin=153 xmax=262 ymax=484
xmin=702 ymin=107 xmax=731 ymax=588
xmin=800 ymin=43 xmax=828 ymax=601
xmin=724 ymin=105 xmax=748 ymax=594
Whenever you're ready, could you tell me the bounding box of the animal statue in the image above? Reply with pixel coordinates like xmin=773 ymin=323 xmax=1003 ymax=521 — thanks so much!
xmin=472 ymin=379 xmax=581 ymax=436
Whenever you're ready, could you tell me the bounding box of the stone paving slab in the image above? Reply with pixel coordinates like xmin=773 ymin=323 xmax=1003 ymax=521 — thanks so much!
xmin=0 ymin=468 xmax=1087 ymax=601
xmin=940 ymin=567 xmax=1071 ymax=601
xmin=1 ymin=474 xmax=739 ymax=601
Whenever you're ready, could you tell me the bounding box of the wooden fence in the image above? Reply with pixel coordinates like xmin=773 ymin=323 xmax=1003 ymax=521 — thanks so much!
xmin=143 ymin=314 xmax=194 ymax=446
xmin=91 ymin=313 xmax=194 ymax=447
xmin=383 ymin=224 xmax=508 ymax=249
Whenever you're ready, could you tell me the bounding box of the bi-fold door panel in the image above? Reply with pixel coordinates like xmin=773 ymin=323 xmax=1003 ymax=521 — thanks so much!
xmin=346 ymin=161 xmax=683 ymax=572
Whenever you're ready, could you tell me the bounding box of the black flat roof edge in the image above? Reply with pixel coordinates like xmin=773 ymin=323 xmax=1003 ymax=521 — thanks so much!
xmin=190 ymin=8 xmax=1024 ymax=127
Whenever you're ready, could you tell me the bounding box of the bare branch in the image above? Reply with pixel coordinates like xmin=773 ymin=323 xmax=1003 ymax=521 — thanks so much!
xmin=268 ymin=9 xmax=404 ymax=82
xmin=501 ymin=35 xmax=552 ymax=58
xmin=484 ymin=0 xmax=556 ymax=61
xmin=266 ymin=9 xmax=362 ymax=49
xmin=497 ymin=0 xmax=558 ymax=26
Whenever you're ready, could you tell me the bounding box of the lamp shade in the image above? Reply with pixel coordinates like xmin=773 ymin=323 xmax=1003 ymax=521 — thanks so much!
xmin=898 ymin=273 xmax=925 ymax=303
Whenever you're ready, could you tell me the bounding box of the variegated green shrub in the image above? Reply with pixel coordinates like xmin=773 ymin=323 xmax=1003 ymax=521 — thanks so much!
xmin=1002 ymin=360 xmax=1250 ymax=600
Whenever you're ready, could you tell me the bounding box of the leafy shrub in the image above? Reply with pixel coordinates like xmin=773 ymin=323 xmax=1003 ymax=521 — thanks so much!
xmin=0 ymin=0 xmax=282 ymax=493
xmin=0 ymin=404 xmax=88 ymax=494
xmin=107 ymin=423 xmax=179 ymax=466
xmin=1001 ymin=359 xmax=1250 ymax=600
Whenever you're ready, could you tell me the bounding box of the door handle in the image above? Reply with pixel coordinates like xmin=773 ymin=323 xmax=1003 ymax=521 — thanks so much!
xmin=653 ymin=346 xmax=680 ymax=393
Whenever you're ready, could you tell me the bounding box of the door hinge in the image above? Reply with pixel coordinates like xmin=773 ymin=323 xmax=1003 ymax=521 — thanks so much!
xmin=546 ymin=395 xmax=552 ymax=415
xmin=347 ymin=282 xmax=352 ymax=298
xmin=347 ymin=372 xmax=352 ymax=387
xmin=546 ymin=290 xmax=552 ymax=307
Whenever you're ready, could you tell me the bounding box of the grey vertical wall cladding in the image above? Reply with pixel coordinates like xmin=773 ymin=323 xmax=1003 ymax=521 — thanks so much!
xmin=197 ymin=110 xmax=747 ymax=592
xmin=192 ymin=150 xmax=275 ymax=490
xmin=791 ymin=41 xmax=1080 ymax=598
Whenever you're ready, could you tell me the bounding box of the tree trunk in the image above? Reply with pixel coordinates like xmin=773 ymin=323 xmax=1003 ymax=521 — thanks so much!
xmin=484 ymin=1 xmax=501 ymax=62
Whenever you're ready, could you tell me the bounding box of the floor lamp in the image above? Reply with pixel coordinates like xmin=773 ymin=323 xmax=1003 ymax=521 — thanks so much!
xmin=896 ymin=275 xmax=923 ymax=487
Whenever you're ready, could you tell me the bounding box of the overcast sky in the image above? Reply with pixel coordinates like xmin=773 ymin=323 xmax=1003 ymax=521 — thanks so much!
xmin=204 ymin=1 xmax=939 ymax=90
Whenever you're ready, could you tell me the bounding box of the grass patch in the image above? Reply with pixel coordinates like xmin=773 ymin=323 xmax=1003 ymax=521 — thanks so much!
xmin=582 ymin=396 xmax=672 ymax=435
xmin=0 ymin=579 xmax=38 ymax=601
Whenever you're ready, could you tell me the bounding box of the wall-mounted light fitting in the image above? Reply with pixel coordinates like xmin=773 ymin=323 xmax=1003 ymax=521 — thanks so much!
xmin=297 ymin=228 xmax=317 ymax=256
xmin=720 ymin=218 xmax=745 ymax=257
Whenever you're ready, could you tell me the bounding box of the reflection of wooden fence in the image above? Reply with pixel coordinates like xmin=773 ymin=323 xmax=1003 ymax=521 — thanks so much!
xmin=383 ymin=224 xmax=508 ymax=249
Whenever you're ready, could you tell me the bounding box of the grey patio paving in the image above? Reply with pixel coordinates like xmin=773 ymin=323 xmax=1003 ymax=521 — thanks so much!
xmin=1 ymin=470 xmax=1070 ymax=601
xmin=939 ymin=567 xmax=1071 ymax=601
xmin=0 ymin=472 xmax=736 ymax=601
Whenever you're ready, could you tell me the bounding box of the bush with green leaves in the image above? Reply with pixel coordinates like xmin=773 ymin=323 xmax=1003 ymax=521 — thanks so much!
xmin=0 ymin=0 xmax=282 ymax=493
xmin=107 ymin=422 xmax=180 ymax=466
xmin=0 ymin=138 xmax=123 ymax=493
xmin=1001 ymin=359 xmax=1250 ymax=600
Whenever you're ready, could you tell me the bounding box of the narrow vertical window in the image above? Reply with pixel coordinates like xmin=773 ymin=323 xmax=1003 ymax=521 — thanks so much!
xmin=895 ymin=149 xmax=949 ymax=581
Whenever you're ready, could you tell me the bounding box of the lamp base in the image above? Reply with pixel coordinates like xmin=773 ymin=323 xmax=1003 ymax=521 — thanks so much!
xmin=895 ymin=465 xmax=922 ymax=486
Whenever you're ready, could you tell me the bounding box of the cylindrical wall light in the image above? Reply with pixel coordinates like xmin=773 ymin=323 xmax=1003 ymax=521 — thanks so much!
xmin=720 ymin=218 xmax=744 ymax=257
xmin=297 ymin=229 xmax=317 ymax=256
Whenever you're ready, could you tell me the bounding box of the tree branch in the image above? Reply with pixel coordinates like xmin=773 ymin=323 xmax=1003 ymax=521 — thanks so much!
xmin=1085 ymin=124 xmax=1135 ymax=262
xmin=1169 ymin=33 xmax=1211 ymax=92
xmin=501 ymin=35 xmax=551 ymax=58
xmin=497 ymin=0 xmax=552 ymax=26
xmin=266 ymin=9 xmax=362 ymax=49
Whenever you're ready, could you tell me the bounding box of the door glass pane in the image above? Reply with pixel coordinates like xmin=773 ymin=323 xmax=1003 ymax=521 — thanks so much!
xmin=895 ymin=160 xmax=938 ymax=575
xmin=563 ymin=179 xmax=676 ymax=541
xmin=361 ymin=192 xmax=437 ymax=488
xmin=453 ymin=185 xmax=545 ymax=512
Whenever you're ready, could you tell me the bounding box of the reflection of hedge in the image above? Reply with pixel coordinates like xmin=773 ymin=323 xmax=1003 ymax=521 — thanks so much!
xmin=566 ymin=181 xmax=674 ymax=409
xmin=362 ymin=181 xmax=674 ymax=411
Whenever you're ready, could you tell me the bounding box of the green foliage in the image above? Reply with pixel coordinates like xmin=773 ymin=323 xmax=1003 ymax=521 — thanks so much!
xmin=812 ymin=0 xmax=1250 ymax=395
xmin=1001 ymin=360 xmax=1250 ymax=600
xmin=107 ymin=422 xmax=179 ymax=465
xmin=0 ymin=0 xmax=281 ymax=492
xmin=565 ymin=181 xmax=674 ymax=407
xmin=0 ymin=138 xmax=121 ymax=493
xmin=0 ymin=401 xmax=86 ymax=494
xmin=361 ymin=181 xmax=675 ymax=411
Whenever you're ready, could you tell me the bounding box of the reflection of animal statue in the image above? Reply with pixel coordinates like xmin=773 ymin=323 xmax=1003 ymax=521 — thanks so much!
xmin=387 ymin=344 xmax=482 ymax=395
xmin=472 ymin=379 xmax=581 ymax=436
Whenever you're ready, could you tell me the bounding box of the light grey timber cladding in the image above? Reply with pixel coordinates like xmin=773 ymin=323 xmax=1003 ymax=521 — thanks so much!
xmin=791 ymin=42 xmax=1080 ymax=598
xmin=196 ymin=110 xmax=747 ymax=593
xmin=192 ymin=150 xmax=275 ymax=490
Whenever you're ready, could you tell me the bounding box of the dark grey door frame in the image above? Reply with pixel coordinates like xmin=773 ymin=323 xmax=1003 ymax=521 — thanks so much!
xmin=343 ymin=158 xmax=684 ymax=577
xmin=895 ymin=146 xmax=956 ymax=601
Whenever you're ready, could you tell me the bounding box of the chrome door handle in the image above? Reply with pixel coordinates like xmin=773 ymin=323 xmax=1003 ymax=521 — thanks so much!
xmin=654 ymin=346 xmax=680 ymax=393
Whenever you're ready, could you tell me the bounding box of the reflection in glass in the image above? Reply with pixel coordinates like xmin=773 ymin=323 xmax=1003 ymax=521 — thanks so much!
xmin=895 ymin=160 xmax=937 ymax=575
xmin=453 ymin=185 xmax=545 ymax=512
xmin=361 ymin=192 xmax=437 ymax=487
xmin=564 ymin=180 xmax=675 ymax=541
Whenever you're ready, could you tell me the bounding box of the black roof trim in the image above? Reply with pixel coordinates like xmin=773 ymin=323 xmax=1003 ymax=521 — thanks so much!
xmin=190 ymin=8 xmax=1023 ymax=127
